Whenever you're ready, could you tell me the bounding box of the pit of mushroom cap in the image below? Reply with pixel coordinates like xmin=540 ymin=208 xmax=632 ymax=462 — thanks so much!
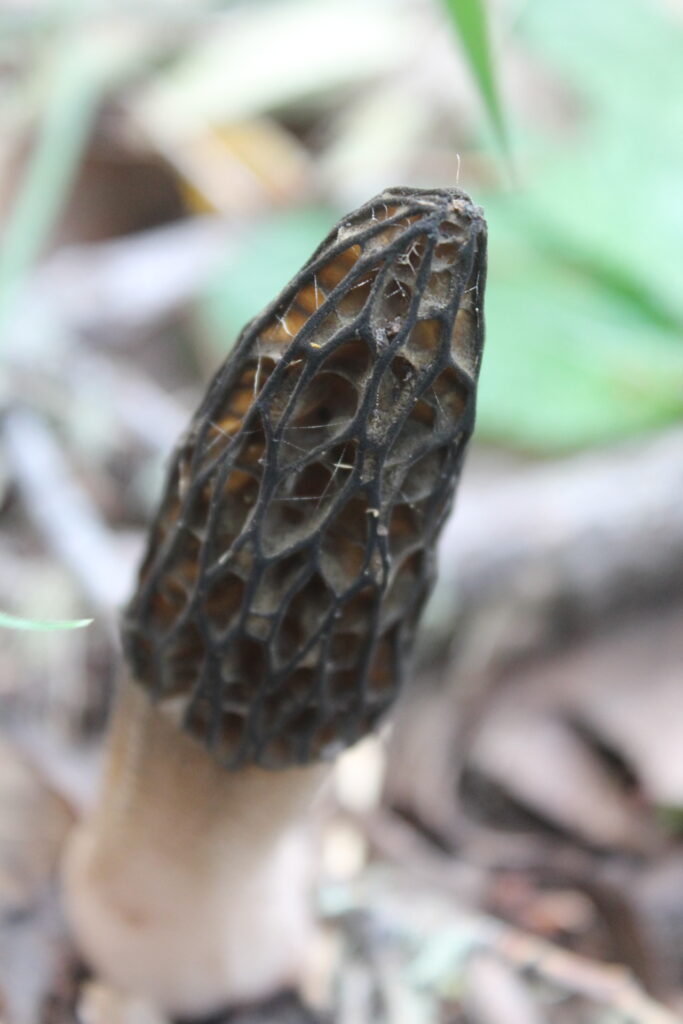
xmin=287 ymin=372 xmax=358 ymax=444
xmin=261 ymin=455 xmax=351 ymax=557
xmin=275 ymin=572 xmax=333 ymax=665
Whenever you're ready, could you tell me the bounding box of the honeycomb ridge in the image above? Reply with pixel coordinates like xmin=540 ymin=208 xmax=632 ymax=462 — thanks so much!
xmin=123 ymin=186 xmax=487 ymax=768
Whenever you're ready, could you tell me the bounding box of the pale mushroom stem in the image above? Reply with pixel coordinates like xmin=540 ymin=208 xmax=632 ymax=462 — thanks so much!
xmin=62 ymin=676 xmax=331 ymax=1017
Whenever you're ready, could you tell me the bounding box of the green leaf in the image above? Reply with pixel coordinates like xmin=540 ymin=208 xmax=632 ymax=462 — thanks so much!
xmin=477 ymin=241 xmax=683 ymax=451
xmin=0 ymin=610 xmax=93 ymax=632
xmin=474 ymin=0 xmax=683 ymax=451
xmin=509 ymin=0 xmax=683 ymax=326
xmin=440 ymin=0 xmax=509 ymax=158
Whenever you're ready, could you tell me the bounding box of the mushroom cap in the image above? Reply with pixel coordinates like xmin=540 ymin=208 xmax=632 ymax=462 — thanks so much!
xmin=123 ymin=187 xmax=487 ymax=768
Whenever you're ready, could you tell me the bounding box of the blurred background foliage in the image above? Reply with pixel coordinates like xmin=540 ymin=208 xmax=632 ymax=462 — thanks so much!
xmin=2 ymin=0 xmax=682 ymax=456
xmin=2 ymin=5 xmax=683 ymax=1019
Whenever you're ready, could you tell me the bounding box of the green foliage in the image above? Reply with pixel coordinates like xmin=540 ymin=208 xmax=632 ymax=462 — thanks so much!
xmin=657 ymin=805 xmax=683 ymax=836
xmin=0 ymin=610 xmax=93 ymax=632
xmin=439 ymin=0 xmax=509 ymax=158
xmin=476 ymin=0 xmax=683 ymax=450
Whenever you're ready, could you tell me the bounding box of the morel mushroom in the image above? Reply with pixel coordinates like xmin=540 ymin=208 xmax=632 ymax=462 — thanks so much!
xmin=62 ymin=187 xmax=487 ymax=1015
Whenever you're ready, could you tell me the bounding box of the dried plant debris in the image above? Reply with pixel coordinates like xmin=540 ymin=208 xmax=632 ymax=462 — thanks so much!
xmin=463 ymin=602 xmax=683 ymax=852
xmin=123 ymin=187 xmax=487 ymax=768
xmin=322 ymin=869 xmax=682 ymax=1024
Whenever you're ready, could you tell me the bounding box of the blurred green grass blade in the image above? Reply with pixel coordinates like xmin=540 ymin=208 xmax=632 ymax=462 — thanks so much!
xmin=0 ymin=610 xmax=93 ymax=632
xmin=440 ymin=0 xmax=509 ymax=157
xmin=0 ymin=49 xmax=103 ymax=337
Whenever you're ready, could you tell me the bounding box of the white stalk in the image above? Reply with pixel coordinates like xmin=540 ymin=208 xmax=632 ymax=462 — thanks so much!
xmin=62 ymin=677 xmax=330 ymax=1017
